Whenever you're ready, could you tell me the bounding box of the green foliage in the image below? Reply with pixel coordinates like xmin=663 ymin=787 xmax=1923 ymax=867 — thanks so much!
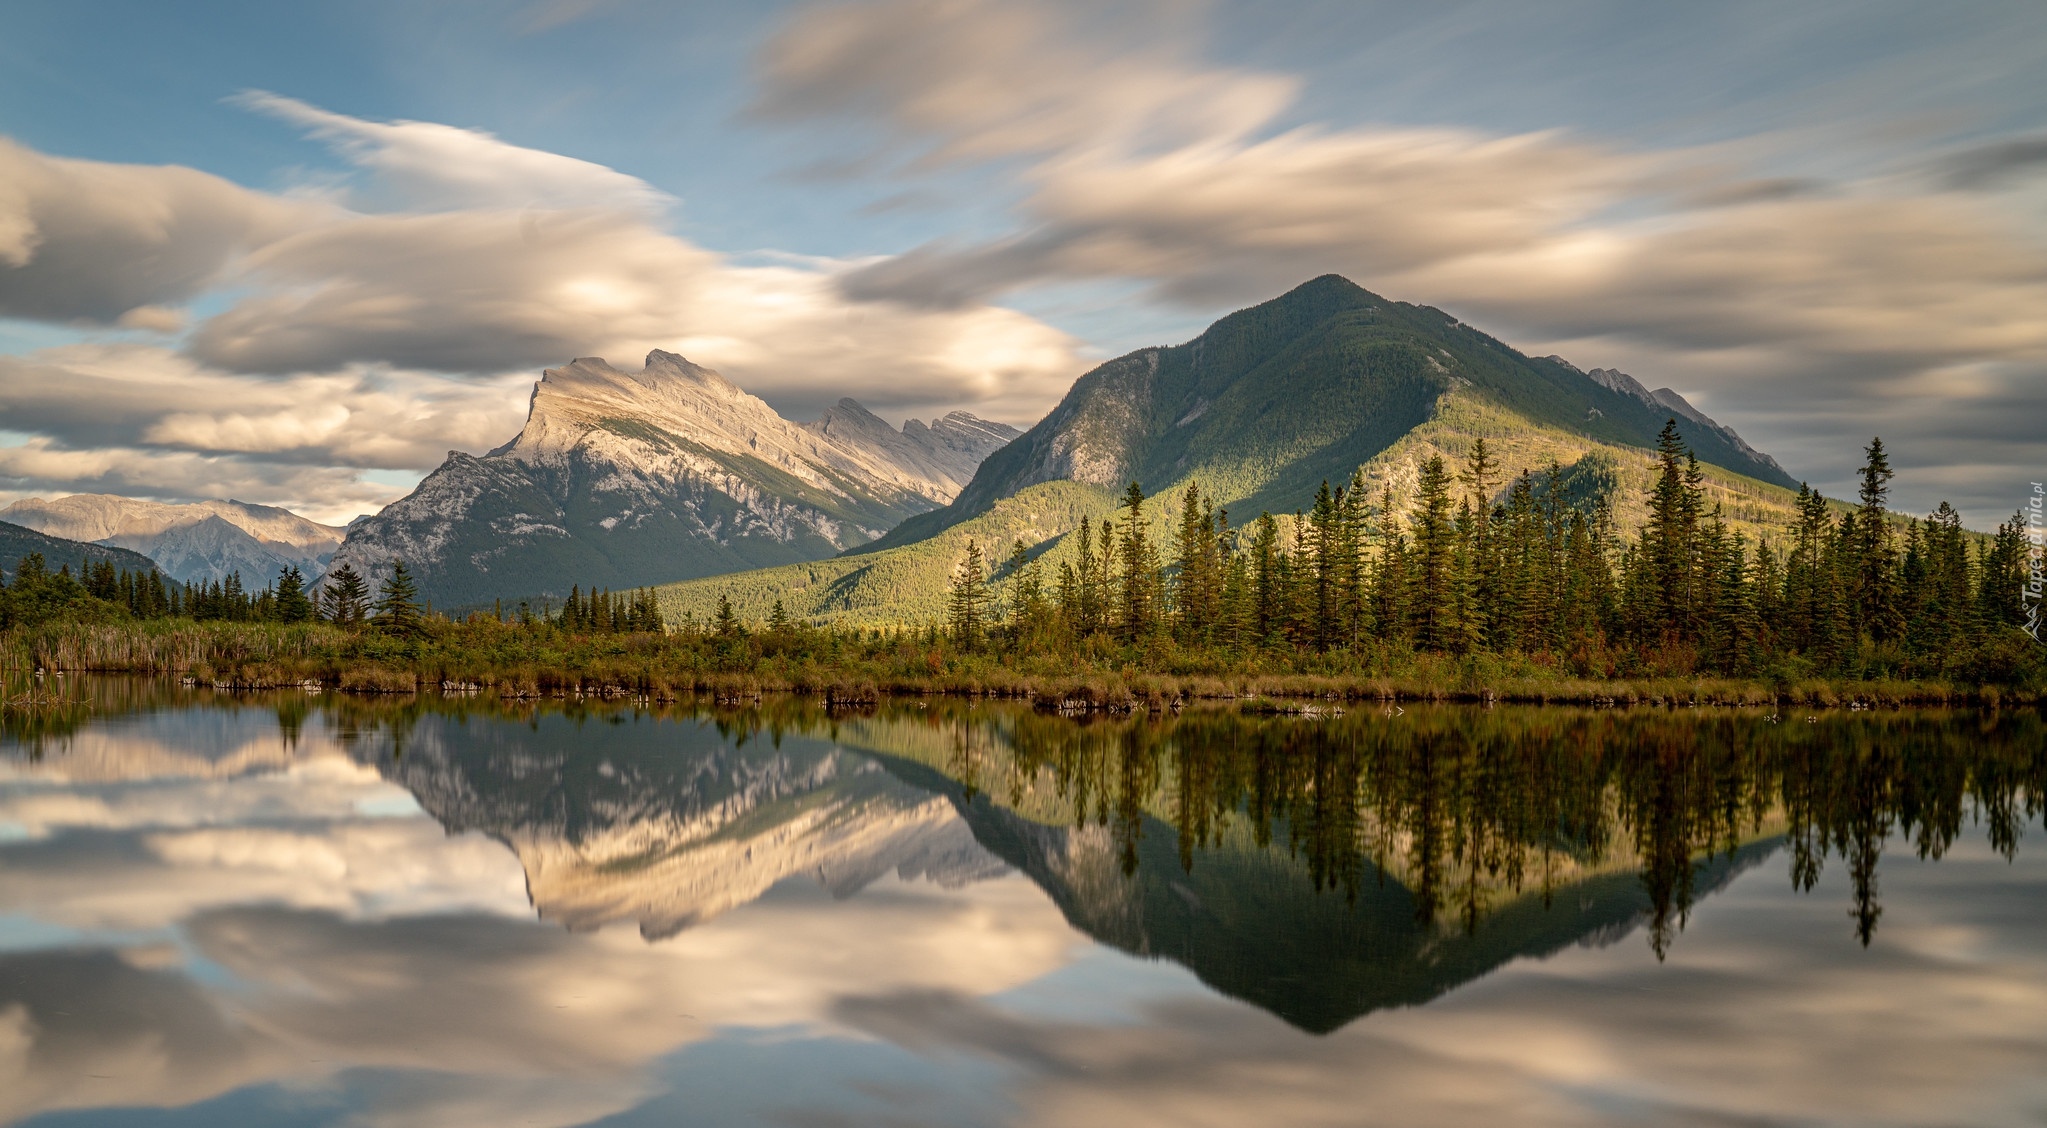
xmin=0 ymin=554 xmax=130 ymax=629
xmin=373 ymin=562 xmax=424 ymax=636
xmin=321 ymin=564 xmax=370 ymax=624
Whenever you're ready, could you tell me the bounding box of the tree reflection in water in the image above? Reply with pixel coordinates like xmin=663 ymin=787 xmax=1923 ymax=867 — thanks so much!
xmin=12 ymin=682 xmax=2040 ymax=1033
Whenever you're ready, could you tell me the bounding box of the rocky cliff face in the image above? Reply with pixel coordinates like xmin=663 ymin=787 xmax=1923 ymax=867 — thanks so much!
xmin=0 ymin=495 xmax=343 ymax=585
xmin=326 ymin=350 xmax=1019 ymax=606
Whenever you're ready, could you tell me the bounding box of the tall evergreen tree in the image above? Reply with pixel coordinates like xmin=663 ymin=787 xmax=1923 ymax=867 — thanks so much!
xmin=1853 ymin=437 xmax=1903 ymax=642
xmin=372 ymin=562 xmax=424 ymax=635
xmin=1117 ymin=482 xmax=1161 ymax=641
xmin=1410 ymin=455 xmax=1462 ymax=651
xmin=274 ymin=565 xmax=315 ymax=623
xmin=948 ymin=539 xmax=989 ymax=649
xmin=321 ymin=563 xmax=370 ymax=626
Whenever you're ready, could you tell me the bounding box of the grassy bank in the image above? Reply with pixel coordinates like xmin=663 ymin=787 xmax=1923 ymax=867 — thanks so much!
xmin=2 ymin=618 xmax=2037 ymax=711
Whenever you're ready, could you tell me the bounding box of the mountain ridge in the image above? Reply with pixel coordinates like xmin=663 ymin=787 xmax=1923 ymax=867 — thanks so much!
xmin=0 ymin=495 xmax=343 ymax=586
xmin=861 ymin=275 xmax=1795 ymax=555
xmin=0 ymin=520 xmax=163 ymax=583
xmin=326 ymin=350 xmax=1020 ymax=606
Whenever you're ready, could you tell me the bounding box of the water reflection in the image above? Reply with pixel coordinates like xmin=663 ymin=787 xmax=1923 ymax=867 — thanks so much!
xmin=0 ymin=686 xmax=2041 ymax=1127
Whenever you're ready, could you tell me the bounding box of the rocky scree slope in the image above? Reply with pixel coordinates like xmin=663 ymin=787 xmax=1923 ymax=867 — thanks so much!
xmin=327 ymin=350 xmax=1019 ymax=606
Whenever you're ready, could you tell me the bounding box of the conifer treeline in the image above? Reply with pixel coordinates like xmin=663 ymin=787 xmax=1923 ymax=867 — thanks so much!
xmin=554 ymin=584 xmax=664 ymax=633
xmin=0 ymin=555 xmax=328 ymax=628
xmin=949 ymin=422 xmax=2036 ymax=677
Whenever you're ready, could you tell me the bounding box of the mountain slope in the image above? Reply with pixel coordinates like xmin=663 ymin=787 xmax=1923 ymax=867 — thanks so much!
xmin=326 ymin=350 xmax=1019 ymax=607
xmin=0 ymin=495 xmax=343 ymax=586
xmin=658 ymin=275 xmax=1805 ymax=627
xmin=0 ymin=521 xmax=162 ymax=583
xmin=867 ymin=275 xmax=1793 ymax=554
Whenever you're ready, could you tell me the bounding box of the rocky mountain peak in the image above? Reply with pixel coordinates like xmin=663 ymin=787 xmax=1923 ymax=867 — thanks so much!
xmin=326 ymin=351 xmax=1022 ymax=605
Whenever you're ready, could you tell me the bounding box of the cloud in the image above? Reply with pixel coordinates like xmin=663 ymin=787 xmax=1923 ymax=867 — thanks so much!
xmin=0 ymin=95 xmax=1087 ymax=518
xmin=752 ymin=0 xmax=1296 ymax=165
xmin=829 ymin=843 xmax=2047 ymax=1127
xmin=232 ymin=90 xmax=675 ymax=215
xmin=1937 ymin=132 xmax=2047 ymax=189
xmin=0 ymin=439 xmax=405 ymax=523
xmin=0 ymin=343 xmax=530 ymax=520
xmin=0 ymin=136 xmax=318 ymax=324
xmin=0 ymin=344 xmax=527 ymax=466
xmin=184 ymin=206 xmax=1079 ymax=422
xmin=759 ymin=0 xmax=2047 ymax=520
xmin=0 ymin=741 xmax=1081 ymax=1125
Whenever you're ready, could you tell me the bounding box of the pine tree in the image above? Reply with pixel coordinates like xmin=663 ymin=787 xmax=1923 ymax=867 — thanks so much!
xmin=1116 ymin=482 xmax=1160 ymax=641
xmin=1304 ymin=480 xmax=1343 ymax=650
xmin=322 ymin=564 xmax=370 ymax=625
xmin=1853 ymin=437 xmax=1903 ymax=642
xmin=1641 ymin=419 xmax=1703 ymax=645
xmin=1369 ymin=484 xmax=1410 ymax=646
xmin=1172 ymin=482 xmax=1223 ymax=646
xmin=274 ymin=565 xmax=315 ymax=623
xmin=1067 ymin=519 xmax=1098 ymax=636
xmin=1250 ymin=512 xmax=1283 ymax=642
xmin=372 ymin=562 xmax=423 ymax=635
xmin=948 ymin=539 xmax=989 ymax=649
xmin=1977 ymin=511 xmax=2029 ymax=632
xmin=1411 ymin=455 xmax=1461 ymax=651
xmin=713 ymin=593 xmax=740 ymax=638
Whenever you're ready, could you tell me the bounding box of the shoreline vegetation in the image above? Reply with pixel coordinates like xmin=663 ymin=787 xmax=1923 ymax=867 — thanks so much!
xmin=3 ymin=427 xmax=2042 ymax=713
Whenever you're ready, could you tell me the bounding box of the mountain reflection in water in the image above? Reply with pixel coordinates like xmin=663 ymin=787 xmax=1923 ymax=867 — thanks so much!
xmin=0 ymin=684 xmax=2042 ymax=1127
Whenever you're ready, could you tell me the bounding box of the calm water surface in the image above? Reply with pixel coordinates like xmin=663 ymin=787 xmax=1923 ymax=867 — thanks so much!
xmin=2 ymin=684 xmax=2043 ymax=1127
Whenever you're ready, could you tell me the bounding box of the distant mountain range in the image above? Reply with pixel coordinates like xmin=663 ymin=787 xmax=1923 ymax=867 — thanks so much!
xmin=325 ymin=350 xmax=1020 ymax=607
xmin=0 ymin=495 xmax=344 ymax=587
xmin=660 ymin=274 xmax=1806 ymax=626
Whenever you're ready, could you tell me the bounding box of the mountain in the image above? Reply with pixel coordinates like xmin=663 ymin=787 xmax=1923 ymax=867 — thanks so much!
xmin=0 ymin=521 xmax=162 ymax=583
xmin=868 ymin=274 xmax=1794 ymax=553
xmin=356 ymin=703 xmax=1766 ymax=1032
xmin=325 ymin=350 xmax=1020 ymax=607
xmin=656 ymin=275 xmax=1806 ymax=626
xmin=0 ymin=495 xmax=344 ymax=586
xmin=363 ymin=712 xmax=1009 ymax=939
xmin=1566 ymin=361 xmax=1790 ymax=481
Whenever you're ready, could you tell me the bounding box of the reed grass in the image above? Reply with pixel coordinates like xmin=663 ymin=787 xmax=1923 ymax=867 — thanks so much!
xmin=0 ymin=618 xmax=2034 ymax=711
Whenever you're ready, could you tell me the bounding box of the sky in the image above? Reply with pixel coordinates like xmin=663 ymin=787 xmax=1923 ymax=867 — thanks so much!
xmin=0 ymin=0 xmax=2043 ymax=527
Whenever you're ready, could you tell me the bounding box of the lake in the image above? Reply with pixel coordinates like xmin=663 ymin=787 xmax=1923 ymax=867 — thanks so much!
xmin=2 ymin=684 xmax=2043 ymax=1127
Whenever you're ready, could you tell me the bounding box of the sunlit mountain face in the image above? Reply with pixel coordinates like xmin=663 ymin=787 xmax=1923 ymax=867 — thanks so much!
xmin=0 ymin=688 xmax=2043 ymax=1127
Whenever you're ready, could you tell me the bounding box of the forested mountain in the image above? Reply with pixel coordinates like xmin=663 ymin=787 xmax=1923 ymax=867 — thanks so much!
xmin=0 ymin=495 xmax=342 ymax=586
xmin=657 ymin=275 xmax=1811 ymax=627
xmin=864 ymin=274 xmax=1793 ymax=555
xmin=0 ymin=520 xmax=161 ymax=582
xmin=326 ymin=350 xmax=1019 ymax=608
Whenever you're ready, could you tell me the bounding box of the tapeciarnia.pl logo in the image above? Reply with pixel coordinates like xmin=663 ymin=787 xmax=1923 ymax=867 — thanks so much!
xmin=2026 ymin=482 xmax=2043 ymax=642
